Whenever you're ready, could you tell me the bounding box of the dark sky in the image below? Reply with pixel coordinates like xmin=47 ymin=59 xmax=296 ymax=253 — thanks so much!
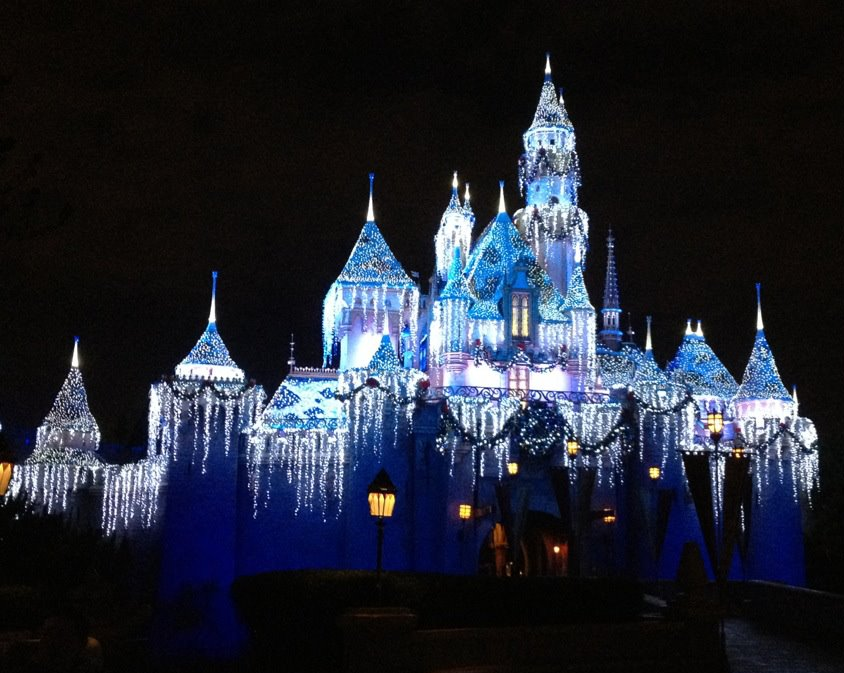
xmin=1 ymin=2 xmax=842 ymax=445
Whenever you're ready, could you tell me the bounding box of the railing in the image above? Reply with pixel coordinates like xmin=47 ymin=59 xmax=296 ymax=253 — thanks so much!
xmin=429 ymin=386 xmax=610 ymax=403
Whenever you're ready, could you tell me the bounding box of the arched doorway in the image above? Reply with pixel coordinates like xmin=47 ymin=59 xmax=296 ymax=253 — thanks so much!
xmin=479 ymin=511 xmax=569 ymax=576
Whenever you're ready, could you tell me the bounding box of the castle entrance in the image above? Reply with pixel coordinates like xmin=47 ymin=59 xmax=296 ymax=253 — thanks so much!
xmin=478 ymin=510 xmax=569 ymax=577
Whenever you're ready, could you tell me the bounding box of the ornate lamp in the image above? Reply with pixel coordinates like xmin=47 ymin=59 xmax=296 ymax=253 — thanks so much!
xmin=706 ymin=409 xmax=724 ymax=444
xmin=458 ymin=503 xmax=472 ymax=520
xmin=367 ymin=468 xmax=397 ymax=583
xmin=566 ymin=438 xmax=579 ymax=458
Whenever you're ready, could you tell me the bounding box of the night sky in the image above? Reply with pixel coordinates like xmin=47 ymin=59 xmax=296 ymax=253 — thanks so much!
xmin=1 ymin=2 xmax=842 ymax=447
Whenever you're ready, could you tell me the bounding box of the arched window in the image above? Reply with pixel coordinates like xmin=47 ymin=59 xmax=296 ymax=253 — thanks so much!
xmin=511 ymin=293 xmax=530 ymax=338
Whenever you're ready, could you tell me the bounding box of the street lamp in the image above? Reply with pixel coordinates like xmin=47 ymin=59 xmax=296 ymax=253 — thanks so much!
xmin=566 ymin=438 xmax=579 ymax=459
xmin=648 ymin=466 xmax=661 ymax=481
xmin=507 ymin=461 xmax=519 ymax=476
xmin=706 ymin=406 xmax=728 ymax=673
xmin=367 ymin=468 xmax=397 ymax=586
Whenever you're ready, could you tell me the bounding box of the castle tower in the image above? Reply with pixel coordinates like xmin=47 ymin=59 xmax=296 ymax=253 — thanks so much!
xmin=322 ymin=174 xmax=419 ymax=369
xmin=514 ymin=54 xmax=589 ymax=297
xmin=432 ymin=248 xmax=473 ymax=385
xmin=599 ymin=229 xmax=622 ymax=351
xmin=434 ymin=172 xmax=474 ymax=287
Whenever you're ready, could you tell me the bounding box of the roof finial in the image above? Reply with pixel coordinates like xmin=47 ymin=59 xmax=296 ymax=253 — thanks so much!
xmin=498 ymin=180 xmax=506 ymax=214
xmin=645 ymin=316 xmax=653 ymax=352
xmin=559 ymin=87 xmax=565 ymax=106
xmin=287 ymin=333 xmax=296 ymax=371
xmin=366 ymin=173 xmax=375 ymax=222
xmin=452 ymin=171 xmax=459 ymax=193
xmin=71 ymin=336 xmax=80 ymax=368
xmin=792 ymin=384 xmax=798 ymax=407
xmin=544 ymin=52 xmax=552 ymax=81
xmin=464 ymin=182 xmax=471 ymax=203
xmin=209 ymin=271 xmax=218 ymax=324
xmin=685 ymin=319 xmax=693 ymax=336
xmin=755 ymin=282 xmax=764 ymax=331
xmin=695 ymin=320 xmax=704 ymax=338
xmin=626 ymin=312 xmax=635 ymax=341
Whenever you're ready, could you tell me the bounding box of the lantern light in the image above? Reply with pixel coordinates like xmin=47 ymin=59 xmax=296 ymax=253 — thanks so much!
xmin=566 ymin=438 xmax=579 ymax=458
xmin=706 ymin=409 xmax=724 ymax=440
xmin=367 ymin=468 xmax=397 ymax=519
xmin=507 ymin=461 xmax=519 ymax=476
xmin=458 ymin=503 xmax=472 ymax=520
xmin=648 ymin=466 xmax=661 ymax=480
xmin=602 ymin=509 xmax=616 ymax=524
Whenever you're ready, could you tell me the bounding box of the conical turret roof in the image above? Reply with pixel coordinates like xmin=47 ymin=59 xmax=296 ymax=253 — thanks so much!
xmin=440 ymin=248 xmax=471 ymax=301
xmin=735 ymin=285 xmax=791 ymax=402
xmin=176 ymin=272 xmax=245 ymax=381
xmin=666 ymin=324 xmax=738 ymax=398
xmin=368 ymin=334 xmax=403 ymax=372
xmin=528 ymin=55 xmax=572 ymax=131
xmin=563 ymin=260 xmax=594 ymax=312
xmin=41 ymin=338 xmax=100 ymax=436
xmin=334 ymin=175 xmax=415 ymax=289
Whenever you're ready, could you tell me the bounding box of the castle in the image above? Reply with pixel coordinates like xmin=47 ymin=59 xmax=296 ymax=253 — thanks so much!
xmin=4 ymin=55 xmax=819 ymax=655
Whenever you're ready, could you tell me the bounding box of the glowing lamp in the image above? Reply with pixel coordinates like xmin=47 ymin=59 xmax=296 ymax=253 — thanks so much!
xmin=552 ymin=545 xmax=561 ymax=554
xmin=732 ymin=445 xmax=744 ymax=459
xmin=648 ymin=466 xmax=661 ymax=481
xmin=566 ymin=439 xmax=579 ymax=458
xmin=507 ymin=461 xmax=519 ymax=476
xmin=706 ymin=409 xmax=724 ymax=440
xmin=0 ymin=462 xmax=12 ymax=497
xmin=458 ymin=503 xmax=472 ymax=520
xmin=602 ymin=509 xmax=616 ymax=524
xmin=367 ymin=468 xmax=397 ymax=518
xmin=0 ymin=433 xmax=14 ymax=498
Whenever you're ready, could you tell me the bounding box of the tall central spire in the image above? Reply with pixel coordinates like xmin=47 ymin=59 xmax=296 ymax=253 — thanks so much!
xmin=366 ymin=172 xmax=375 ymax=222
xmin=208 ymin=271 xmax=218 ymax=325
xmin=599 ymin=229 xmax=622 ymax=350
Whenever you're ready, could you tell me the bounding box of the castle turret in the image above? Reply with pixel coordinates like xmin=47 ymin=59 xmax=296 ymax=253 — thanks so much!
xmin=514 ymin=54 xmax=589 ymax=297
xmin=563 ymin=256 xmax=596 ymax=389
xmin=323 ymin=174 xmax=419 ymax=369
xmin=599 ymin=229 xmax=622 ymax=351
xmin=434 ymin=172 xmax=474 ymax=286
xmin=175 ymin=272 xmax=245 ymax=382
xmin=733 ymin=284 xmax=793 ymax=420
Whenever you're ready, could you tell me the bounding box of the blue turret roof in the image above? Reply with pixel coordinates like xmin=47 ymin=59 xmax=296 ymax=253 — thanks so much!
xmin=735 ymin=330 xmax=791 ymax=402
xmin=634 ymin=350 xmax=668 ymax=387
xmin=180 ymin=322 xmax=241 ymax=370
xmin=334 ymin=219 xmax=415 ymax=288
xmin=735 ymin=288 xmax=791 ymax=402
xmin=465 ymin=205 xmax=566 ymax=321
xmin=666 ymin=329 xmax=738 ymax=398
xmin=368 ymin=334 xmax=403 ymax=372
xmin=528 ymin=56 xmax=572 ymax=132
xmin=467 ymin=298 xmax=503 ymax=321
xmin=562 ymin=261 xmax=594 ymax=312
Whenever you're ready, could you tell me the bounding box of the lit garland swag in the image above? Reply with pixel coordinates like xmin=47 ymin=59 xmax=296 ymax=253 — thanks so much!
xmin=159 ymin=376 xmax=257 ymax=401
xmin=334 ymin=381 xmax=818 ymax=458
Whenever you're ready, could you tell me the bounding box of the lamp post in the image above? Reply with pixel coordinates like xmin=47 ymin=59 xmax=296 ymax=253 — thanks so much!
xmin=367 ymin=468 xmax=397 ymax=590
xmin=705 ymin=406 xmax=729 ymax=673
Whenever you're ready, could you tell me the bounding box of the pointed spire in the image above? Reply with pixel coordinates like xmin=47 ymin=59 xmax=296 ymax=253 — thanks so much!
xmin=563 ymin=258 xmax=593 ymax=311
xmin=792 ymin=384 xmax=798 ymax=405
xmin=71 ymin=336 xmax=80 ymax=369
xmin=287 ymin=333 xmax=296 ymax=371
xmin=645 ymin=316 xmax=653 ymax=352
xmin=441 ymin=247 xmax=471 ymax=301
xmin=602 ymin=228 xmax=620 ymax=310
xmin=208 ymin=271 xmax=218 ymax=324
xmin=366 ymin=172 xmax=375 ymax=222
xmin=463 ymin=182 xmax=473 ymax=217
xmin=756 ymin=282 xmax=764 ymax=331
xmin=452 ymin=171 xmax=459 ymax=193
xmin=544 ymin=52 xmax=552 ymax=81
xmin=695 ymin=320 xmax=704 ymax=338
xmin=498 ymin=180 xmax=507 ymax=214
xmin=685 ymin=319 xmax=693 ymax=336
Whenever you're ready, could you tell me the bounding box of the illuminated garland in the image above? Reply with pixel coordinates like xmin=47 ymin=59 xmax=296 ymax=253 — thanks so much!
xmin=160 ymin=377 xmax=256 ymax=401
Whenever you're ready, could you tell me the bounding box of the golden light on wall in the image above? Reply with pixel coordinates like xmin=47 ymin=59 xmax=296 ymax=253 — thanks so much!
xmin=458 ymin=503 xmax=472 ymax=520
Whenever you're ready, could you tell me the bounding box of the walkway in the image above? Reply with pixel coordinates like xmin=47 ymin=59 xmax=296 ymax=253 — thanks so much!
xmin=726 ymin=618 xmax=844 ymax=673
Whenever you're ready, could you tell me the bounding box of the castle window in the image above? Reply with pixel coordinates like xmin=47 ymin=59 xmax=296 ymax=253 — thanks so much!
xmin=511 ymin=293 xmax=530 ymax=338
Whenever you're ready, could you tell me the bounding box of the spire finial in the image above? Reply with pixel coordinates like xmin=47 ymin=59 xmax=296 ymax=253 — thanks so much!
xmin=452 ymin=171 xmax=458 ymax=193
xmin=695 ymin=320 xmax=704 ymax=338
xmin=645 ymin=316 xmax=653 ymax=352
xmin=559 ymin=87 xmax=565 ymax=105
xmin=626 ymin=312 xmax=635 ymax=340
xmin=792 ymin=384 xmax=798 ymax=406
xmin=71 ymin=336 xmax=80 ymax=368
xmin=464 ymin=182 xmax=471 ymax=203
xmin=498 ymin=180 xmax=506 ymax=214
xmin=685 ymin=319 xmax=693 ymax=336
xmin=366 ymin=173 xmax=375 ymax=222
xmin=287 ymin=333 xmax=296 ymax=371
xmin=544 ymin=52 xmax=552 ymax=81
xmin=755 ymin=282 xmax=764 ymax=331
xmin=208 ymin=270 xmax=218 ymax=324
